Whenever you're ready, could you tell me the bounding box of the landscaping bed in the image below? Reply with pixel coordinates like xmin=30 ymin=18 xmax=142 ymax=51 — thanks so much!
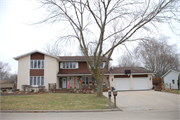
xmin=1 ymin=93 xmax=113 ymax=110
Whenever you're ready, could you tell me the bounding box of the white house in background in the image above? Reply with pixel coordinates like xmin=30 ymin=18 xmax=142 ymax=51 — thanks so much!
xmin=161 ymin=69 xmax=180 ymax=89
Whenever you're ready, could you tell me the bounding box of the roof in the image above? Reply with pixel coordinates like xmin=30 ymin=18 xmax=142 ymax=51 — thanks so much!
xmin=161 ymin=69 xmax=180 ymax=78
xmin=13 ymin=50 xmax=59 ymax=60
xmin=109 ymin=67 xmax=154 ymax=75
xmin=59 ymin=56 xmax=112 ymax=62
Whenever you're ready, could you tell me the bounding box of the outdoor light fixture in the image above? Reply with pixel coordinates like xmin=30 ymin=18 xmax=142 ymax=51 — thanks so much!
xmin=149 ymin=77 xmax=151 ymax=81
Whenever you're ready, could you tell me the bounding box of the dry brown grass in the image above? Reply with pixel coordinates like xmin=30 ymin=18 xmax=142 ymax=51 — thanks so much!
xmin=1 ymin=93 xmax=112 ymax=110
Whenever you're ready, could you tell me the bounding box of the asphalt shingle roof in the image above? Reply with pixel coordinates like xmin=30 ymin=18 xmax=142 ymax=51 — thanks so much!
xmin=109 ymin=67 xmax=153 ymax=74
xmin=59 ymin=56 xmax=112 ymax=61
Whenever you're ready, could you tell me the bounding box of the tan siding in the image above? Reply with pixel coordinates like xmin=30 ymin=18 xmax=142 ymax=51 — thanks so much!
xmin=109 ymin=75 xmax=114 ymax=89
xmin=44 ymin=55 xmax=59 ymax=90
xmin=148 ymin=74 xmax=153 ymax=89
xmin=17 ymin=55 xmax=30 ymax=90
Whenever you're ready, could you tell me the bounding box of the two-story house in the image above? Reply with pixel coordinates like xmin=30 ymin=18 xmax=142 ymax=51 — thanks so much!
xmin=14 ymin=50 xmax=153 ymax=91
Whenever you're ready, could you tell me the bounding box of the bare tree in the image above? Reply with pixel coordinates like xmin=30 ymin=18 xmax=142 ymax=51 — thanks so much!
xmin=118 ymin=52 xmax=141 ymax=67
xmin=43 ymin=42 xmax=63 ymax=56
xmin=134 ymin=37 xmax=180 ymax=78
xmin=36 ymin=0 xmax=179 ymax=97
xmin=0 ymin=61 xmax=11 ymax=80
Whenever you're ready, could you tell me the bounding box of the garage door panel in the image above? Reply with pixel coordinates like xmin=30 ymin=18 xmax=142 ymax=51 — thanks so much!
xmin=133 ymin=77 xmax=149 ymax=90
xmin=114 ymin=78 xmax=130 ymax=90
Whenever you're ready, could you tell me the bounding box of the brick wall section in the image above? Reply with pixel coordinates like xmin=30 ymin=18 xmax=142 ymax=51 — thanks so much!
xmin=31 ymin=53 xmax=44 ymax=60
xmin=30 ymin=69 xmax=44 ymax=76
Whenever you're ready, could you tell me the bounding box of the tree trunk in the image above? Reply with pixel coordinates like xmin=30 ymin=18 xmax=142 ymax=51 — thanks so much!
xmin=96 ymin=78 xmax=103 ymax=97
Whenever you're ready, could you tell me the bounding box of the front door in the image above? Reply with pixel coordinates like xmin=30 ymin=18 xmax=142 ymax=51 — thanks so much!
xmin=59 ymin=78 xmax=67 ymax=89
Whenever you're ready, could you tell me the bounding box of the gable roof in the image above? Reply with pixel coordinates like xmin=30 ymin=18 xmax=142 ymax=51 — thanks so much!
xmin=59 ymin=56 xmax=112 ymax=62
xmin=13 ymin=50 xmax=59 ymax=60
xmin=108 ymin=67 xmax=154 ymax=75
xmin=161 ymin=69 xmax=180 ymax=78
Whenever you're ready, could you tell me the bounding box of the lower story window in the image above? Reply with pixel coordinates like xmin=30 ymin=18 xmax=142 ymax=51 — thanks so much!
xmin=82 ymin=76 xmax=94 ymax=84
xmin=30 ymin=76 xmax=44 ymax=86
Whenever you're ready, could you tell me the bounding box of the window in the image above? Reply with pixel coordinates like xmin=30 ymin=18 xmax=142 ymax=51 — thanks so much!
xmin=172 ymin=80 xmax=175 ymax=84
xmin=66 ymin=63 xmax=69 ymax=68
xmin=82 ymin=76 xmax=94 ymax=84
xmin=38 ymin=60 xmax=41 ymax=68
xmin=73 ymin=62 xmax=76 ymax=68
xmin=41 ymin=77 xmax=44 ymax=85
xmin=41 ymin=60 xmax=44 ymax=68
xmin=30 ymin=61 xmax=33 ymax=69
xmin=91 ymin=62 xmax=105 ymax=68
xmin=30 ymin=77 xmax=33 ymax=85
xmin=30 ymin=60 xmax=44 ymax=69
xmin=34 ymin=77 xmax=37 ymax=85
xmin=34 ymin=60 xmax=37 ymax=68
xmin=37 ymin=77 xmax=40 ymax=85
xmin=70 ymin=63 xmax=72 ymax=68
xmin=29 ymin=76 xmax=44 ymax=86
xmin=61 ymin=62 xmax=78 ymax=69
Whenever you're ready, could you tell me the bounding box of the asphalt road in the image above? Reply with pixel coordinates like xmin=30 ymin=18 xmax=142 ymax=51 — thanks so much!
xmin=1 ymin=110 xmax=179 ymax=120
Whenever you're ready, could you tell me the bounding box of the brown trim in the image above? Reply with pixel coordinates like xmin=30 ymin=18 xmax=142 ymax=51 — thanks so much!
xmin=31 ymin=53 xmax=44 ymax=60
xmin=114 ymin=75 xmax=130 ymax=78
xmin=30 ymin=69 xmax=44 ymax=76
xmin=132 ymin=75 xmax=148 ymax=77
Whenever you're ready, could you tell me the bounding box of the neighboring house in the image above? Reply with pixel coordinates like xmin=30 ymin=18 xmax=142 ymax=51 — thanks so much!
xmin=14 ymin=50 xmax=153 ymax=91
xmin=161 ymin=69 xmax=180 ymax=89
xmin=0 ymin=80 xmax=15 ymax=89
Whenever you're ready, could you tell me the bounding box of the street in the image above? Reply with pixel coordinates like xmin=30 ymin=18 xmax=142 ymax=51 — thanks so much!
xmin=1 ymin=109 xmax=179 ymax=120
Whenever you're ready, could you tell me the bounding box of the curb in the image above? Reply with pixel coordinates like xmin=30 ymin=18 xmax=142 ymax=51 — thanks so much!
xmin=0 ymin=108 xmax=122 ymax=113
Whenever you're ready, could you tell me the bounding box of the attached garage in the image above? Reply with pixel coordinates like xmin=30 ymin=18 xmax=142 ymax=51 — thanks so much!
xmin=113 ymin=74 xmax=150 ymax=90
xmin=109 ymin=67 xmax=153 ymax=91
xmin=114 ymin=75 xmax=131 ymax=90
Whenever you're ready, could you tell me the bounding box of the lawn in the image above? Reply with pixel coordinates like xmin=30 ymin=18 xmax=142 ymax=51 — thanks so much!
xmin=0 ymin=93 xmax=113 ymax=110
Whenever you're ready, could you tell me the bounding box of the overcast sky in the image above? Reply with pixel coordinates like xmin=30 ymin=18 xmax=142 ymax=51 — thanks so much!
xmin=0 ymin=0 xmax=180 ymax=74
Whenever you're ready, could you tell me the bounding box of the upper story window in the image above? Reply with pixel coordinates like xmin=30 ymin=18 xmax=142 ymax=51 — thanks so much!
xmin=91 ymin=62 xmax=105 ymax=68
xmin=172 ymin=80 xmax=175 ymax=84
xmin=30 ymin=60 xmax=44 ymax=69
xmin=60 ymin=62 xmax=78 ymax=69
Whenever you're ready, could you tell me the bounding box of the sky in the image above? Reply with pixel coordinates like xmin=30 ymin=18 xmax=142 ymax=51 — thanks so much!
xmin=0 ymin=0 xmax=180 ymax=74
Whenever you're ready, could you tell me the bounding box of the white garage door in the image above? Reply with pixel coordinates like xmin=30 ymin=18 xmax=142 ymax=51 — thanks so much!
xmin=114 ymin=78 xmax=131 ymax=90
xmin=133 ymin=77 xmax=149 ymax=90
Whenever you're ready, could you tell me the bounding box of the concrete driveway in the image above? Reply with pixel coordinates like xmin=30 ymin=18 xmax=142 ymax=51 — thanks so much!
xmin=103 ymin=90 xmax=180 ymax=111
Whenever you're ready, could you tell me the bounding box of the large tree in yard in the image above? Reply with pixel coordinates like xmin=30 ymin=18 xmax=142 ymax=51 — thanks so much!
xmin=134 ymin=37 xmax=180 ymax=78
xmin=36 ymin=0 xmax=179 ymax=97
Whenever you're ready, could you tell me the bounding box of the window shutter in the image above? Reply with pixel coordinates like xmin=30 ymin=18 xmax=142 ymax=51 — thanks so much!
xmin=76 ymin=62 xmax=79 ymax=68
xmin=60 ymin=63 xmax=63 ymax=68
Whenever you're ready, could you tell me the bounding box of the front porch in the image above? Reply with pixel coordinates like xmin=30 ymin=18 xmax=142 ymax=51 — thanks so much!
xmin=49 ymin=75 xmax=110 ymax=93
